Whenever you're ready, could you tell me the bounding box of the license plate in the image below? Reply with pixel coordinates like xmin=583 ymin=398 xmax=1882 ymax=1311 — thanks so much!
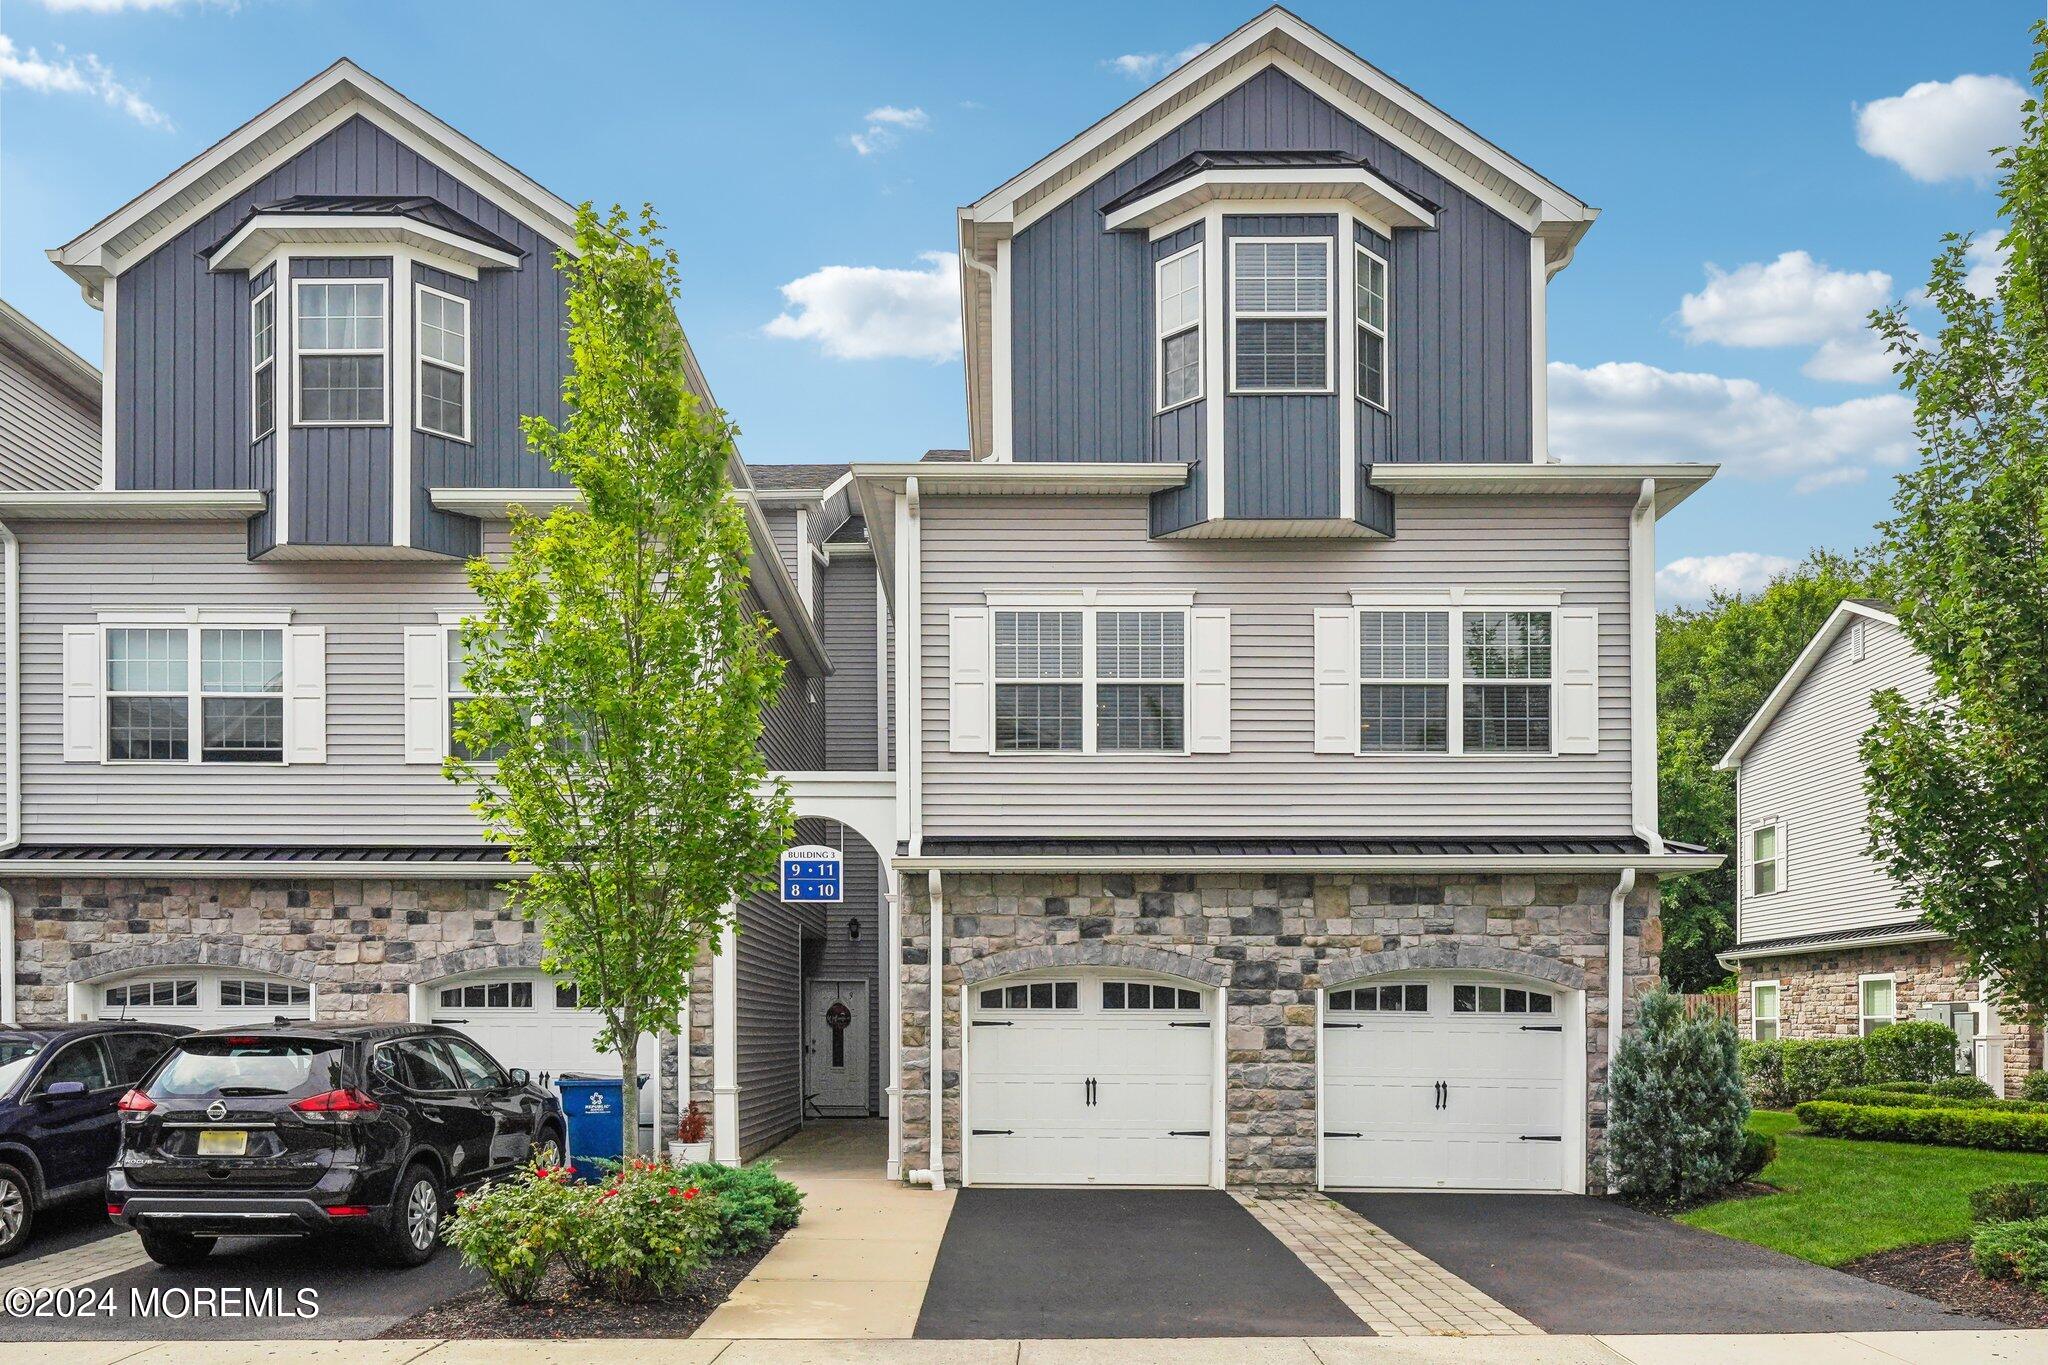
xmin=196 ymin=1129 xmax=247 ymax=1157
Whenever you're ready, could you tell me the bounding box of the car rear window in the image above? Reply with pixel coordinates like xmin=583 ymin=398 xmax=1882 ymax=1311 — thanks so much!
xmin=147 ymin=1038 xmax=349 ymax=1101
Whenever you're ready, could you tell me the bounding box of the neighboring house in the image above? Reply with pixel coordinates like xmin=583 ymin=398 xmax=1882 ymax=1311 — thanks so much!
xmin=1716 ymin=599 xmax=2044 ymax=1095
xmin=0 ymin=300 xmax=101 ymax=492
xmin=0 ymin=59 xmax=865 ymax=1161
xmin=857 ymin=5 xmax=1717 ymax=1196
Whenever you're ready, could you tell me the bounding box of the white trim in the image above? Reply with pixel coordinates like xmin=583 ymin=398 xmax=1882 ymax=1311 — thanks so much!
xmin=992 ymin=238 xmax=1013 ymax=460
xmin=1154 ymin=242 xmax=1204 ymax=414
xmin=985 ymin=602 xmax=1194 ymax=758
xmin=1104 ymin=165 xmax=1436 ymax=235
xmin=985 ymin=589 xmax=1195 ymax=608
xmin=895 ymin=851 xmax=1724 ymax=874
xmin=97 ymin=620 xmax=296 ymax=768
xmin=875 ymin=567 xmax=890 ymax=772
xmin=1717 ymin=599 xmax=1900 ymax=769
xmin=0 ymin=490 xmax=268 ymax=521
xmin=1227 ymin=235 xmax=1335 ymax=396
xmin=1337 ymin=239 xmax=1356 ymax=521
xmin=426 ymin=486 xmax=581 ymax=517
xmin=291 ymin=275 xmax=390 ymax=428
xmin=1349 ymin=588 xmax=1562 ymax=609
xmin=207 ymin=215 xmax=518 ymax=278
xmin=1202 ymin=209 xmax=1226 ymax=518
xmin=1353 ymin=243 xmax=1389 ymax=414
xmin=794 ymin=507 xmax=813 ymax=609
xmin=1368 ymin=462 xmax=1716 ymax=517
xmin=1747 ymin=820 xmax=1785 ymax=898
xmin=250 ymin=284 xmax=277 ymax=441
xmin=712 ymin=916 xmax=740 ymax=1165
xmin=1627 ymin=481 xmax=1660 ymax=840
xmin=389 ymin=253 xmax=414 ymax=548
xmin=1858 ymin=972 xmax=1897 ymax=1037
xmin=274 ymin=252 xmax=294 ymax=546
xmin=853 ymin=462 xmax=1190 ymax=498
xmin=1750 ymin=979 xmax=1780 ymax=1042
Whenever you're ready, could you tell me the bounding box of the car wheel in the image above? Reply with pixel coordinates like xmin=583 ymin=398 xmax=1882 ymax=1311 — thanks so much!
xmin=0 ymin=1164 xmax=34 ymax=1261
xmin=379 ymin=1162 xmax=441 ymax=1267
xmin=533 ymin=1129 xmax=563 ymax=1169
xmin=138 ymin=1227 xmax=215 ymax=1267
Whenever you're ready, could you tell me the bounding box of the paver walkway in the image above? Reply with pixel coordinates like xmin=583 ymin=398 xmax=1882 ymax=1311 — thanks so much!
xmin=696 ymin=1119 xmax=955 ymax=1339
xmin=1235 ymin=1192 xmax=1539 ymax=1338
xmin=0 ymin=1231 xmax=153 ymax=1297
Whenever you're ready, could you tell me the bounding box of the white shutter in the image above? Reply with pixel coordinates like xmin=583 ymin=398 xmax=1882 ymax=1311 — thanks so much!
xmin=1313 ymin=607 xmax=1357 ymax=754
xmin=1555 ymin=607 xmax=1599 ymax=754
xmin=948 ymin=608 xmax=991 ymax=753
xmin=1187 ymin=607 xmax=1231 ymax=754
xmin=62 ymin=626 xmax=103 ymax=762
xmin=403 ymin=626 xmax=446 ymax=764
xmin=283 ymin=626 xmax=327 ymax=764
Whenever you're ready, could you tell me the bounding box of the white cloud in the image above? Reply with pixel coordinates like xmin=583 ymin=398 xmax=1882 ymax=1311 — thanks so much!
xmin=848 ymin=105 xmax=929 ymax=157
xmin=1676 ymin=250 xmax=1895 ymax=383
xmin=1656 ymin=552 xmax=1799 ymax=606
xmin=764 ymin=252 xmax=960 ymax=362
xmin=1548 ymin=360 xmax=1915 ymax=493
xmin=1856 ymin=73 xmax=2025 ymax=183
xmin=0 ymin=33 xmax=169 ymax=128
xmin=1106 ymin=42 xmax=1209 ymax=81
xmin=1963 ymin=232 xmax=2008 ymax=296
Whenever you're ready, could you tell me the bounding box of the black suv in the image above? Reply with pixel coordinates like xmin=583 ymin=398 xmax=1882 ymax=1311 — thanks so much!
xmin=0 ymin=1022 xmax=189 ymax=1258
xmin=109 ymin=1022 xmax=565 ymax=1268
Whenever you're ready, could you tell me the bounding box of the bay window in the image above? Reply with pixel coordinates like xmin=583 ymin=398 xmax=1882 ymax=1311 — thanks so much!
xmin=1230 ymin=238 xmax=1330 ymax=393
xmin=295 ymin=279 xmax=387 ymax=424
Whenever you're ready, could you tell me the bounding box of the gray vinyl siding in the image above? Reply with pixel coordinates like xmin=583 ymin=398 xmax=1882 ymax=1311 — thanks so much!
xmin=287 ymin=258 xmax=393 ymax=547
xmin=822 ymin=555 xmax=882 ymax=770
xmin=808 ymin=831 xmax=882 ymax=1111
xmin=758 ymin=606 xmax=824 ymax=771
xmin=1009 ymin=64 xmax=1531 ymax=469
xmin=920 ymin=493 xmax=1633 ymax=837
xmin=763 ymin=507 xmax=802 ymax=589
xmin=734 ymin=884 xmax=821 ymax=1157
xmin=1736 ymin=618 xmax=1932 ymax=944
xmin=15 ymin=519 xmax=503 ymax=844
xmin=110 ymin=113 xmax=568 ymax=555
xmin=0 ymin=339 xmax=99 ymax=492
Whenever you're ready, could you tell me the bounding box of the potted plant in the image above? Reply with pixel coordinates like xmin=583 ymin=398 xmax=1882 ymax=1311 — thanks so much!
xmin=670 ymin=1101 xmax=711 ymax=1165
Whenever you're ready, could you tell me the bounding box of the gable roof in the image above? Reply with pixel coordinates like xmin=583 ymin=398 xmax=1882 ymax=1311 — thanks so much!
xmin=1716 ymin=599 xmax=1901 ymax=771
xmin=48 ymin=58 xmax=577 ymax=301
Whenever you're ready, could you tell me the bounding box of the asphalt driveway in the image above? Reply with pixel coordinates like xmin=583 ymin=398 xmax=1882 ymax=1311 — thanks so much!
xmin=1337 ymin=1192 xmax=1993 ymax=1334
xmin=916 ymin=1188 xmax=1371 ymax=1339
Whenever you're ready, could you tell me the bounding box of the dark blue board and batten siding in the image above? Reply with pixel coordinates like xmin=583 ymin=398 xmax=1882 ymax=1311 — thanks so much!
xmin=1222 ymin=213 xmax=1339 ymax=522
xmin=109 ymin=113 xmax=569 ymax=558
xmin=1008 ymin=65 xmax=1532 ymax=530
xmin=288 ymin=257 xmax=393 ymax=547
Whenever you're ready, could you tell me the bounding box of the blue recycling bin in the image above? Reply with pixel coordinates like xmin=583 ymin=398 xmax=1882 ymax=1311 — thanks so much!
xmin=555 ymin=1074 xmax=625 ymax=1182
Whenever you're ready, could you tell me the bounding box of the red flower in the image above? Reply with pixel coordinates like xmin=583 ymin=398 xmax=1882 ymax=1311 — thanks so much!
xmin=668 ymin=1186 xmax=680 ymax=1196
xmin=683 ymin=1187 xmax=698 ymax=1200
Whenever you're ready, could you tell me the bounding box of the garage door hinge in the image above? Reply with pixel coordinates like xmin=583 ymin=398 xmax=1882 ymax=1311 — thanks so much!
xmin=971 ymin=1020 xmax=1013 ymax=1027
xmin=1168 ymin=1021 xmax=1210 ymax=1028
xmin=1168 ymin=1130 xmax=1210 ymax=1137
xmin=1519 ymin=1134 xmax=1562 ymax=1142
xmin=1323 ymin=1131 xmax=1363 ymax=1138
xmin=1519 ymin=1025 xmax=1563 ymax=1032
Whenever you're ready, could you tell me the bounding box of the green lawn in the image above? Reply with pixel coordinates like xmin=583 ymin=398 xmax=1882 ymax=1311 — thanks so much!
xmin=1679 ymin=1110 xmax=2048 ymax=1266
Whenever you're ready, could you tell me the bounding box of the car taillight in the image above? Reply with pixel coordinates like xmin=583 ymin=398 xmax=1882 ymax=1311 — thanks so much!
xmin=105 ymin=1203 xmax=123 ymax=1217
xmin=290 ymin=1088 xmax=381 ymax=1116
xmin=115 ymin=1089 xmax=156 ymax=1113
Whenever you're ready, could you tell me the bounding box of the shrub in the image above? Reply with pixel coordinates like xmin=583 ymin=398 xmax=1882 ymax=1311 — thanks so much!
xmin=442 ymin=1158 xmax=584 ymax=1304
xmin=1607 ymin=985 xmax=1750 ymax=1206
xmin=673 ymin=1160 xmax=805 ymax=1258
xmin=1971 ymin=1217 xmax=2048 ymax=1286
xmin=1815 ymin=1086 xmax=2048 ymax=1115
xmin=2024 ymin=1071 xmax=2048 ymax=1103
xmin=1735 ymin=1129 xmax=1777 ymax=1182
xmin=1863 ymin=1021 xmax=1962 ymax=1084
xmin=1795 ymin=1099 xmax=2048 ymax=1152
xmin=1870 ymin=1080 xmax=1932 ymax=1093
xmin=1971 ymin=1180 xmax=2048 ymax=1224
xmin=564 ymin=1158 xmax=718 ymax=1302
xmin=1741 ymin=1039 xmax=1869 ymax=1106
xmin=1932 ymin=1075 xmax=1997 ymax=1100
xmin=1738 ymin=1041 xmax=1790 ymax=1108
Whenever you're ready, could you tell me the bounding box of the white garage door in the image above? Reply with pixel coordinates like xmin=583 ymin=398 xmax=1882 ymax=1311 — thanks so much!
xmin=1323 ymin=976 xmax=1569 ymax=1191
xmin=88 ymin=970 xmax=315 ymax=1028
xmin=426 ymin=971 xmax=657 ymax=1132
xmin=966 ymin=972 xmax=1214 ymax=1186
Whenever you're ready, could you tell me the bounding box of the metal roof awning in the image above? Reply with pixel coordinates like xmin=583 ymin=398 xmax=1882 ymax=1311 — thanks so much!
xmin=897 ymin=835 xmax=1721 ymax=873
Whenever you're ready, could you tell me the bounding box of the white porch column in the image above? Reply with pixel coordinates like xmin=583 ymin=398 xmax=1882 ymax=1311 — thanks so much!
xmin=712 ymin=912 xmax=740 ymax=1165
xmin=884 ymin=869 xmax=903 ymax=1181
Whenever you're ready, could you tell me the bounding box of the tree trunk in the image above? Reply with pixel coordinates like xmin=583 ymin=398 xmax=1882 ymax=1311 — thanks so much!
xmin=618 ymin=1028 xmax=639 ymax=1162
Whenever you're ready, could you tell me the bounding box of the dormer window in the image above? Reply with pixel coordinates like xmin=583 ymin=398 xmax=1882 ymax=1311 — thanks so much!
xmin=250 ymin=287 xmax=276 ymax=439
xmin=1356 ymin=246 xmax=1388 ymax=411
xmin=295 ymin=279 xmax=388 ymax=425
xmin=1230 ymin=238 xmax=1331 ymax=394
xmin=1155 ymin=245 xmax=1203 ymax=411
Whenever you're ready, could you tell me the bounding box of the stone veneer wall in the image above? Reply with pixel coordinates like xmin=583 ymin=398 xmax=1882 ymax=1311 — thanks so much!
xmin=1735 ymin=939 xmax=2044 ymax=1095
xmin=896 ymin=870 xmax=1660 ymax=1192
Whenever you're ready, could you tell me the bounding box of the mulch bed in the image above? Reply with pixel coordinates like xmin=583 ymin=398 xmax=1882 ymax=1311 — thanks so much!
xmin=377 ymin=1232 xmax=784 ymax=1340
xmin=1843 ymin=1238 xmax=2048 ymax=1328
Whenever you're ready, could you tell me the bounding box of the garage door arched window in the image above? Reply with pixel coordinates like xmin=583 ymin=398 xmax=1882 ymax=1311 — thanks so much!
xmin=439 ymin=980 xmax=534 ymax=1011
xmin=1329 ymin=983 xmax=1428 ymax=1013
xmin=1451 ymin=984 xmax=1554 ymax=1015
xmin=1101 ymin=981 xmax=1202 ymax=1010
xmin=221 ymin=979 xmax=309 ymax=1009
xmin=977 ymin=981 xmax=1078 ymax=1011
xmin=105 ymin=979 xmax=197 ymax=1011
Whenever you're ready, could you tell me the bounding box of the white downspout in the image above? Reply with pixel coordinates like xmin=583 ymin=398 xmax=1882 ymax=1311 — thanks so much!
xmin=0 ymin=518 xmax=18 ymax=1025
xmin=909 ymin=867 xmax=946 ymax=1189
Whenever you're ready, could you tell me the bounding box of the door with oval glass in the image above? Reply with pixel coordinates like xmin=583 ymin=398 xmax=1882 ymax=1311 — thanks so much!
xmin=804 ymin=979 xmax=869 ymax=1116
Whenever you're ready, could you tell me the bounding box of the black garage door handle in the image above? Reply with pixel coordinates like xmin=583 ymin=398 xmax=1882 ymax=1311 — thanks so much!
xmin=1325 ymin=1022 xmax=1364 ymax=1030
xmin=1323 ymin=1131 xmax=1363 ymax=1138
xmin=1169 ymin=1021 xmax=1210 ymax=1028
xmin=1520 ymin=1025 xmax=1563 ymax=1032
xmin=971 ymin=1128 xmax=1014 ymax=1136
xmin=971 ymin=1020 xmax=1013 ymax=1027
xmin=1520 ymin=1134 xmax=1562 ymax=1142
xmin=1167 ymin=1130 xmax=1210 ymax=1137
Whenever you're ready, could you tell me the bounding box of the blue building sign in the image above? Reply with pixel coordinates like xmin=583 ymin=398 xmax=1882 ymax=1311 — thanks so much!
xmin=781 ymin=844 xmax=843 ymax=903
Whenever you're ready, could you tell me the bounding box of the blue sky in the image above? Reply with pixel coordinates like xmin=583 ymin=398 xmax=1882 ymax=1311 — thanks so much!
xmin=1 ymin=1 xmax=2035 ymax=601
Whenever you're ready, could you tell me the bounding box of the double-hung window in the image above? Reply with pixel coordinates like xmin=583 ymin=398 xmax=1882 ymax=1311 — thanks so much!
xmin=1095 ymin=610 xmax=1185 ymax=751
xmin=991 ymin=606 xmax=1189 ymax=754
xmin=295 ymin=279 xmax=387 ymax=424
xmin=993 ymin=610 xmax=1084 ymax=752
xmin=1355 ymin=246 xmax=1388 ymax=409
xmin=1155 ymin=245 xmax=1203 ymax=410
xmin=105 ymin=625 xmax=283 ymax=764
xmin=1750 ymin=823 xmax=1783 ymax=896
xmin=251 ymin=287 xmax=276 ymax=439
xmin=416 ymin=285 xmax=470 ymax=440
xmin=1358 ymin=610 xmax=1449 ymax=752
xmin=1347 ymin=606 xmax=1555 ymax=755
xmin=1461 ymin=610 xmax=1553 ymax=753
xmin=1230 ymin=238 xmax=1330 ymax=393
xmin=1751 ymin=981 xmax=1780 ymax=1042
xmin=1859 ymin=975 xmax=1896 ymax=1037
xmin=443 ymin=626 xmax=508 ymax=762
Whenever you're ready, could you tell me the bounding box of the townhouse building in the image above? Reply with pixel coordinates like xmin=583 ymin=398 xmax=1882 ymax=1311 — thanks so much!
xmin=1719 ymin=600 xmax=2045 ymax=1094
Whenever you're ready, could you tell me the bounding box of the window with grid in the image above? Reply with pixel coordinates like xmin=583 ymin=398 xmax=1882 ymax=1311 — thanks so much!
xmin=1752 ymin=982 xmax=1780 ymax=1041
xmin=993 ymin=610 xmax=1083 ymax=752
xmin=1231 ymin=239 xmax=1330 ymax=392
xmin=200 ymin=628 xmax=283 ymax=763
xmin=107 ymin=628 xmax=190 ymax=762
xmin=1358 ymin=610 xmax=1448 ymax=752
xmin=1452 ymin=984 xmax=1555 ymax=1014
xmin=1860 ymin=976 xmax=1895 ymax=1037
xmin=221 ymin=979 xmax=309 ymax=1008
xmin=295 ymin=279 xmax=387 ymax=424
xmin=1329 ymin=983 xmax=1429 ymax=1012
xmin=1462 ymin=610 xmax=1553 ymax=753
xmin=438 ymin=981 xmax=535 ymax=1010
xmin=1096 ymin=610 xmax=1185 ymax=752
xmin=977 ymin=981 xmax=1078 ymax=1010
xmin=251 ymin=287 xmax=276 ymax=439
xmin=1356 ymin=246 xmax=1388 ymax=409
xmin=105 ymin=979 xmax=198 ymax=1009
xmin=1102 ymin=981 xmax=1202 ymax=1010
xmin=417 ymin=286 xmax=470 ymax=440
xmin=1156 ymin=245 xmax=1203 ymax=410
xmin=443 ymin=626 xmax=509 ymax=762
xmin=1751 ymin=824 xmax=1782 ymax=895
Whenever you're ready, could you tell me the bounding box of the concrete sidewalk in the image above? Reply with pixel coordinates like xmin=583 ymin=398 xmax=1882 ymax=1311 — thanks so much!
xmin=21 ymin=1331 xmax=2048 ymax=1363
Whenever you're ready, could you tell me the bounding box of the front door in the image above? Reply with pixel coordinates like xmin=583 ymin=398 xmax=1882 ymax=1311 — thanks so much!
xmin=804 ymin=980 xmax=869 ymax=1117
